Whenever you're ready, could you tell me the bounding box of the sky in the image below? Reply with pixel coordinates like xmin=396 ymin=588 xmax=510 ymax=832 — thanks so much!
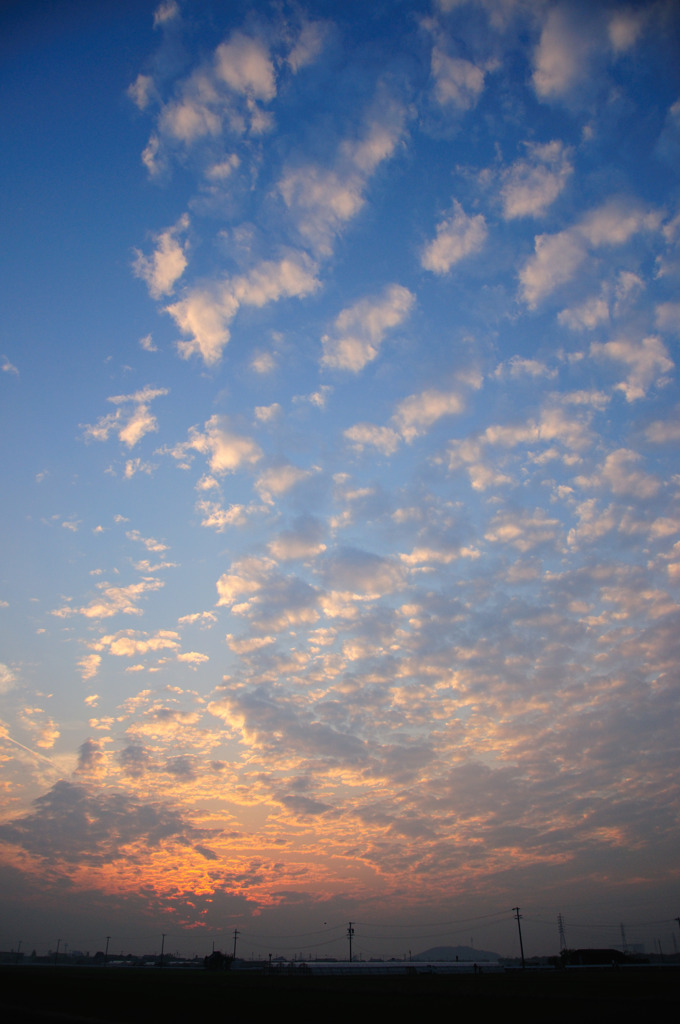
xmin=1 ymin=0 xmax=679 ymax=961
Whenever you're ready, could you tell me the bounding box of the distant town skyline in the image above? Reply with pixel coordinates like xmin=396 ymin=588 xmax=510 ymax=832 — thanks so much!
xmin=1 ymin=0 xmax=679 ymax=959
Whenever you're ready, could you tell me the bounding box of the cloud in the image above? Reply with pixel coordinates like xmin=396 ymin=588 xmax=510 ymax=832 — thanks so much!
xmin=153 ymin=1 xmax=179 ymax=28
xmin=167 ymin=415 xmax=261 ymax=474
xmin=1 ymin=355 xmax=18 ymax=375
xmin=166 ymin=254 xmax=318 ymax=365
xmin=293 ymin=386 xmax=333 ymax=409
xmin=127 ymin=73 xmax=156 ymax=111
xmin=501 ymin=140 xmax=573 ymax=219
xmin=575 ymin=449 xmax=661 ymax=499
xmin=254 ymin=403 xmax=281 ymax=423
xmin=267 ymin=517 xmax=327 ymax=561
xmin=215 ymin=33 xmax=276 ymax=102
xmin=195 ymin=500 xmax=249 ymax=531
xmin=645 ymin=413 xmax=680 ymax=444
xmin=216 ymin=555 xmax=319 ymax=631
xmin=286 ymin=20 xmax=327 ymax=72
xmin=558 ymin=271 xmax=645 ymax=330
xmin=255 ymin=463 xmax=316 ymax=503
xmin=278 ymin=94 xmax=407 ymax=256
xmin=89 ymin=629 xmax=181 ymax=658
xmin=133 ymin=214 xmax=189 ymax=298
xmin=141 ymin=26 xmax=279 ymax=175
xmin=0 ymin=663 xmax=17 ymax=694
xmin=321 ymin=284 xmax=414 ymax=372
xmin=532 ymin=5 xmax=597 ymax=99
xmin=52 ymin=578 xmax=164 ymax=621
xmin=608 ymin=7 xmax=647 ymax=53
xmin=209 ymin=687 xmax=366 ymax=765
xmin=519 ymin=200 xmax=660 ymax=307
xmin=77 ymin=654 xmax=101 ymax=681
xmin=431 ymin=48 xmax=486 ymax=110
xmin=0 ymin=780 xmax=210 ymax=865
xmin=494 ymin=356 xmax=557 ymax=380
xmin=215 ymin=556 xmax=271 ymax=609
xmin=590 ymin=336 xmax=673 ymax=402
xmin=655 ymin=302 xmax=680 ymax=334
xmin=177 ymin=651 xmax=209 ymax=665
xmin=485 ymin=509 xmax=563 ymax=552
xmin=322 ymin=548 xmax=405 ymax=600
xmin=344 ymin=423 xmax=401 ymax=456
xmin=82 ymin=386 xmax=168 ymax=449
xmin=126 ymin=530 xmax=168 ymax=553
xmin=421 ymin=201 xmax=487 ymax=274
xmin=394 ymin=388 xmax=464 ymax=442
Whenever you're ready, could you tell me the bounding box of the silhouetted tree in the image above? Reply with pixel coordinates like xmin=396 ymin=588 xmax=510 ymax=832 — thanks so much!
xmin=204 ymin=950 xmax=233 ymax=971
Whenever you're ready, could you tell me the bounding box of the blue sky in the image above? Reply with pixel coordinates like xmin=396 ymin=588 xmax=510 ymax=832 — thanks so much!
xmin=1 ymin=0 xmax=680 ymax=959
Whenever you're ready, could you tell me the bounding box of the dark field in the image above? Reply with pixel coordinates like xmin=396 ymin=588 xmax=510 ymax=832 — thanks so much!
xmin=2 ymin=965 xmax=679 ymax=1023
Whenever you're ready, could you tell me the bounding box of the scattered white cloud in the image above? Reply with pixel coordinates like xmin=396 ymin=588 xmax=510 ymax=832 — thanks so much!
xmin=126 ymin=530 xmax=168 ymax=553
xmin=128 ymin=73 xmax=156 ymax=111
xmin=77 ymin=654 xmax=101 ymax=680
xmin=268 ymin=518 xmax=327 ymax=561
xmin=394 ymin=388 xmax=464 ymax=442
xmin=344 ymin=423 xmax=401 ymax=456
xmin=195 ymin=500 xmax=248 ymax=531
xmin=52 ymin=578 xmax=164 ymax=620
xmin=421 ymin=201 xmax=487 ymax=274
xmin=215 ymin=33 xmax=276 ymax=102
xmin=286 ymin=20 xmax=327 ymax=72
xmin=501 ymin=140 xmax=573 ymax=219
xmin=133 ymin=214 xmax=189 ymax=299
xmin=278 ymin=95 xmax=407 ymax=256
xmin=608 ymin=7 xmax=647 ymax=53
xmin=255 ymin=403 xmax=281 ymax=423
xmin=532 ymin=5 xmax=596 ymax=99
xmin=167 ymin=415 xmax=261 ymax=474
xmin=321 ymin=284 xmax=414 ymax=372
xmin=167 ymin=254 xmax=318 ymax=365
xmin=655 ymin=302 xmax=680 ymax=334
xmin=255 ymin=463 xmax=316 ymax=503
xmin=1 ymin=355 xmax=18 ymax=375
xmin=576 ymin=449 xmax=661 ymax=499
xmin=431 ymin=48 xmax=486 ymax=110
xmin=0 ymin=663 xmax=17 ymax=694
xmin=153 ymin=1 xmax=179 ymax=28
xmin=590 ymin=336 xmax=673 ymax=401
xmin=82 ymin=386 xmax=168 ymax=449
xmin=89 ymin=629 xmax=181 ymax=657
xmin=520 ymin=200 xmax=660 ymax=307
xmin=177 ymin=651 xmax=210 ymax=665
xmin=251 ymin=351 xmax=276 ymax=374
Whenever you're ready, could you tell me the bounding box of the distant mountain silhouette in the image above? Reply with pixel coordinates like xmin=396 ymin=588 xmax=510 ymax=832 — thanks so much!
xmin=413 ymin=945 xmax=500 ymax=962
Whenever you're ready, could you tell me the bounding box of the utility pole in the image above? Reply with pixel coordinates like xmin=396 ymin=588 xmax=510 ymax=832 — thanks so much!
xmin=513 ymin=908 xmax=525 ymax=968
xmin=558 ymin=913 xmax=567 ymax=951
xmin=232 ymin=928 xmax=239 ymax=959
xmin=347 ymin=922 xmax=354 ymax=962
xmin=160 ymin=933 xmax=165 ymax=967
xmin=105 ymin=936 xmax=110 ymax=966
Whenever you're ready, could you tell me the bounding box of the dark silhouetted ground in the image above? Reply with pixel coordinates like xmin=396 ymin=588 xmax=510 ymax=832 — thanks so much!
xmin=2 ymin=965 xmax=679 ymax=1022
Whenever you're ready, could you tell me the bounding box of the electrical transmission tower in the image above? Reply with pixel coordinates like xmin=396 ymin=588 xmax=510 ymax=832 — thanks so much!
xmin=557 ymin=913 xmax=567 ymax=951
xmin=620 ymin=922 xmax=628 ymax=953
